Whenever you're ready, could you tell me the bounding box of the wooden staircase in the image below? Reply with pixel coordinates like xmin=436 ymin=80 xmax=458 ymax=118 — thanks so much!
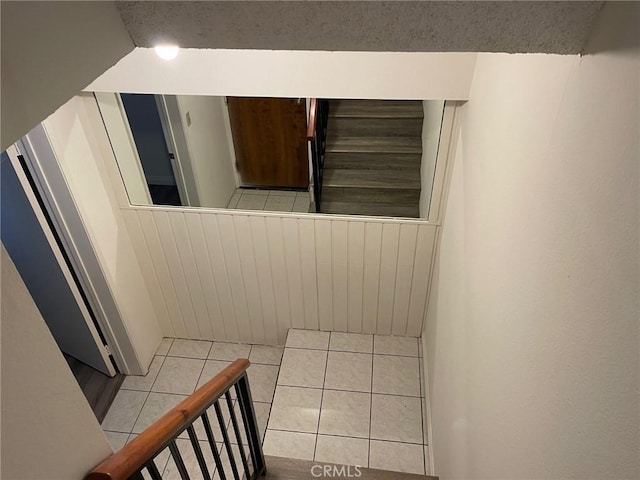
xmin=321 ymin=100 xmax=423 ymax=218
xmin=262 ymin=455 xmax=438 ymax=479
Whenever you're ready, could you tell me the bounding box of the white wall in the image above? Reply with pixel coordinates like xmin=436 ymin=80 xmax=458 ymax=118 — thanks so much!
xmin=88 ymin=49 xmax=476 ymax=100
xmin=1 ymin=1 xmax=133 ymax=150
xmin=42 ymin=94 xmax=162 ymax=372
xmin=175 ymin=96 xmax=237 ymax=208
xmin=123 ymin=208 xmax=436 ymax=344
xmin=1 ymin=246 xmax=112 ymax=479
xmin=419 ymin=100 xmax=445 ymax=217
xmin=424 ymin=3 xmax=640 ymax=479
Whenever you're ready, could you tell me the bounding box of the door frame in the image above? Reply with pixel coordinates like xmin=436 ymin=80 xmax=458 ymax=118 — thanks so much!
xmin=155 ymin=94 xmax=199 ymax=207
xmin=12 ymin=129 xmax=144 ymax=375
xmin=3 ymin=146 xmax=116 ymax=376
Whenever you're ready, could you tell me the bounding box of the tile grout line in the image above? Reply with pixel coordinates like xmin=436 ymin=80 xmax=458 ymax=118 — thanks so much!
xmin=368 ymin=348 xmax=374 ymax=468
xmin=192 ymin=341 xmax=214 ymax=394
xmin=418 ymin=350 xmax=426 ymax=475
xmin=272 ymin=383 xmax=422 ymax=399
xmin=312 ymin=338 xmax=330 ymax=462
xmin=265 ymin=427 xmax=425 ymax=447
xmin=123 ymin=353 xmax=168 ymax=438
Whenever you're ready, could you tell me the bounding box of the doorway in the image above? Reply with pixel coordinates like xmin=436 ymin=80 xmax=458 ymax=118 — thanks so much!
xmin=120 ymin=93 xmax=182 ymax=206
xmin=1 ymin=150 xmax=125 ymax=421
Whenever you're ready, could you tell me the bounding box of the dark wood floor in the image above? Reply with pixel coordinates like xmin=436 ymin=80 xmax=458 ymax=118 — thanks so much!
xmin=262 ymin=456 xmax=438 ymax=480
xmin=64 ymin=354 xmax=125 ymax=423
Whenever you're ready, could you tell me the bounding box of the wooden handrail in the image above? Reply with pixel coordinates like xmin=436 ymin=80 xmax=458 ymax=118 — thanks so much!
xmin=85 ymin=359 xmax=251 ymax=480
xmin=307 ymin=98 xmax=318 ymax=141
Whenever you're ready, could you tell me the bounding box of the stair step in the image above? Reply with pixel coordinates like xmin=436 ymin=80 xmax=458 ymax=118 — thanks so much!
xmin=324 ymin=152 xmax=422 ymax=170
xmin=322 ymin=185 xmax=420 ymax=204
xmin=328 ymin=117 xmax=423 ymax=137
xmin=323 ymin=168 xmax=420 ymax=189
xmin=329 ymin=99 xmax=424 ymax=119
xmin=262 ymin=455 xmax=437 ymax=479
xmin=321 ymin=201 xmax=420 ymax=218
xmin=326 ymin=137 xmax=422 ymax=154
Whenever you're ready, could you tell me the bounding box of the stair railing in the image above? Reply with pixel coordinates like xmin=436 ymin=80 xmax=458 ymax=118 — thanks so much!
xmin=307 ymin=98 xmax=329 ymax=212
xmin=85 ymin=359 xmax=265 ymax=480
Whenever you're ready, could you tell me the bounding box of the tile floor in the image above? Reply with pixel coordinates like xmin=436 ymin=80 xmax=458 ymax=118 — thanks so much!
xmin=263 ymin=330 xmax=431 ymax=476
xmin=102 ymin=331 xmax=431 ymax=477
xmin=102 ymin=338 xmax=283 ymax=478
xmin=227 ymin=188 xmax=311 ymax=213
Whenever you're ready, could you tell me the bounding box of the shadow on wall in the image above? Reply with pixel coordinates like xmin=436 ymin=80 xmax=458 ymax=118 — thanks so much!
xmin=582 ymin=2 xmax=640 ymax=54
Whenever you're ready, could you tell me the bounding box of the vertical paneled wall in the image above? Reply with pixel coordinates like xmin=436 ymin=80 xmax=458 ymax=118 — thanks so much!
xmin=123 ymin=208 xmax=436 ymax=345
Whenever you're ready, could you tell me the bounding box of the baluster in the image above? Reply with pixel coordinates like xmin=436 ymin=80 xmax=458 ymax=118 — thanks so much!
xmin=168 ymin=440 xmax=191 ymax=480
xmin=225 ymin=391 xmax=251 ymax=476
xmin=145 ymin=458 xmax=163 ymax=480
xmin=201 ymin=411 xmax=227 ymax=480
xmin=236 ymin=374 xmax=266 ymax=477
xmin=214 ymin=401 xmax=241 ymax=480
xmin=187 ymin=424 xmax=210 ymax=480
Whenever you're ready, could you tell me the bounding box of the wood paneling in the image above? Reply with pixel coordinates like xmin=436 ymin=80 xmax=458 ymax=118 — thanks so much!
xmin=123 ymin=208 xmax=436 ymax=344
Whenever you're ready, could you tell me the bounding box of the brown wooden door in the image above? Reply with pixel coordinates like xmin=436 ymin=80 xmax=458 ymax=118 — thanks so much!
xmin=227 ymin=97 xmax=309 ymax=188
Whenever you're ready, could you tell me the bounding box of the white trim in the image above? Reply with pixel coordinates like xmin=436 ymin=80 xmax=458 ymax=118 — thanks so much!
xmin=94 ymin=92 xmax=152 ymax=205
xmin=4 ymin=146 xmax=116 ymax=376
xmin=428 ymin=101 xmax=462 ymax=223
xmin=16 ymin=127 xmax=144 ymax=374
xmin=126 ymin=203 xmax=442 ymax=226
xmin=221 ymin=96 xmax=241 ymax=188
xmin=155 ymin=94 xmax=198 ymax=206
xmin=418 ymin=101 xmax=464 ymax=477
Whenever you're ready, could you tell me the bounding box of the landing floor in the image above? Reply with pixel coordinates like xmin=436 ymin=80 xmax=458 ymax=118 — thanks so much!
xmin=101 ymin=330 xmax=431 ymax=477
xmin=264 ymin=330 xmax=430 ymax=476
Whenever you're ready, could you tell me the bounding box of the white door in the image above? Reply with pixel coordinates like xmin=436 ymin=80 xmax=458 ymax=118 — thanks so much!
xmin=1 ymin=149 xmax=115 ymax=376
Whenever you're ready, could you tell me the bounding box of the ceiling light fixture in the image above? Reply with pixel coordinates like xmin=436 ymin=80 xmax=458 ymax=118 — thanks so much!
xmin=154 ymin=44 xmax=179 ymax=60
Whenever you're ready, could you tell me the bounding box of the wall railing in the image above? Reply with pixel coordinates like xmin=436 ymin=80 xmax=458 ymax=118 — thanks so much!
xmin=307 ymin=98 xmax=330 ymax=212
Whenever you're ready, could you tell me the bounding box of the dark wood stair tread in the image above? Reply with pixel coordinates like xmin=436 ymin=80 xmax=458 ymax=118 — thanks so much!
xmin=328 ymin=117 xmax=423 ymax=138
xmin=329 ymin=99 xmax=424 ymax=118
xmin=262 ymin=455 xmax=437 ymax=479
xmin=324 ymin=152 xmax=422 ymax=170
xmin=321 ymin=201 xmax=420 ymax=218
xmin=323 ymin=168 xmax=420 ymax=189
xmin=326 ymin=137 xmax=422 ymax=154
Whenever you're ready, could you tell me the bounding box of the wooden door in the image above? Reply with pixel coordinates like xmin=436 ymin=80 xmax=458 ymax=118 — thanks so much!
xmin=227 ymin=97 xmax=309 ymax=188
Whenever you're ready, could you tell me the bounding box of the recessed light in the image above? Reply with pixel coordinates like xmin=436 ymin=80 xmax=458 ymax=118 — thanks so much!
xmin=154 ymin=45 xmax=179 ymax=60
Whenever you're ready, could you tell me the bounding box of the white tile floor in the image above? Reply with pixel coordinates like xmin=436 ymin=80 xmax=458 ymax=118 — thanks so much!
xmin=102 ymin=338 xmax=283 ymax=478
xmin=102 ymin=331 xmax=431 ymax=477
xmin=227 ymin=188 xmax=311 ymax=213
xmin=263 ymin=330 xmax=432 ymax=476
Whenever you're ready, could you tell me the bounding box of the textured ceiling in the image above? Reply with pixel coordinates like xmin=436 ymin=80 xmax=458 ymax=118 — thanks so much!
xmin=117 ymin=1 xmax=604 ymax=54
